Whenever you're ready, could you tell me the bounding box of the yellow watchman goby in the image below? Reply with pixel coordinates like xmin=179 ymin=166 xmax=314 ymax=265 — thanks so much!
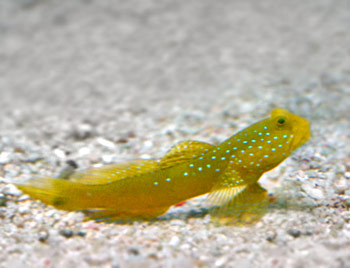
xmin=16 ymin=108 xmax=311 ymax=222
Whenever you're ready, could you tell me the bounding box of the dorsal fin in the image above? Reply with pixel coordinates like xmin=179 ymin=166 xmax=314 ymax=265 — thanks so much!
xmin=69 ymin=160 xmax=159 ymax=185
xmin=159 ymin=140 xmax=215 ymax=168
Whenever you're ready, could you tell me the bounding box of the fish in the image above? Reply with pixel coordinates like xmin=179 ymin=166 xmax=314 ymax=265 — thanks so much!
xmin=16 ymin=108 xmax=310 ymax=222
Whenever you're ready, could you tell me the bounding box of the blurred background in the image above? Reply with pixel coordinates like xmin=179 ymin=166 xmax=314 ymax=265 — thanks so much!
xmin=1 ymin=0 xmax=348 ymax=121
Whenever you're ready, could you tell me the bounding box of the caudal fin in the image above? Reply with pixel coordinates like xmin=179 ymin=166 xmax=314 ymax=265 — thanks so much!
xmin=16 ymin=176 xmax=85 ymax=211
xmin=16 ymin=176 xmax=170 ymax=222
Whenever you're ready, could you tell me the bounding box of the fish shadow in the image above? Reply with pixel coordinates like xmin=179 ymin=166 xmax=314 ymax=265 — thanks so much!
xmin=104 ymin=182 xmax=320 ymax=225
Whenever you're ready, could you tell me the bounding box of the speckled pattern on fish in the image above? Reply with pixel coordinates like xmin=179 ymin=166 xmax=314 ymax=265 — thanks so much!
xmin=16 ymin=108 xmax=310 ymax=222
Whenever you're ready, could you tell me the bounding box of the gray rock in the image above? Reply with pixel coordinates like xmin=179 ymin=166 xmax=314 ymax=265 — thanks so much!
xmin=59 ymin=229 xmax=74 ymax=238
xmin=287 ymin=229 xmax=302 ymax=238
xmin=0 ymin=194 xmax=6 ymax=206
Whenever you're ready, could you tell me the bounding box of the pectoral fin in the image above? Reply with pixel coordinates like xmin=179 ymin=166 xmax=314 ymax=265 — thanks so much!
xmin=207 ymin=168 xmax=247 ymax=205
xmin=209 ymin=183 xmax=269 ymax=225
xmin=208 ymin=184 xmax=247 ymax=207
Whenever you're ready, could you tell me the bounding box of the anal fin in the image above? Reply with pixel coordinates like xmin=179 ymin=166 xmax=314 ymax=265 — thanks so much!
xmin=83 ymin=206 xmax=170 ymax=222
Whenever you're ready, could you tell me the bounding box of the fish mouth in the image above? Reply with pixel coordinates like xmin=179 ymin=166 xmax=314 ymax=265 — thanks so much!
xmin=290 ymin=117 xmax=311 ymax=151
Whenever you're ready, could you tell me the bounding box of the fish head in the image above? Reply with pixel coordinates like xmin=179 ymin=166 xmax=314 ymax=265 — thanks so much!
xmin=269 ymin=108 xmax=311 ymax=153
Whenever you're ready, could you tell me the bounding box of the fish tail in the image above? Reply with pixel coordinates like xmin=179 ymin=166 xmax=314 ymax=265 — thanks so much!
xmin=16 ymin=176 xmax=87 ymax=211
xmin=16 ymin=176 xmax=170 ymax=222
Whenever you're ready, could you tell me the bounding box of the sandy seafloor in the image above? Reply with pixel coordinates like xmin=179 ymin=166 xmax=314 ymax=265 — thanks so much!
xmin=0 ymin=0 xmax=349 ymax=267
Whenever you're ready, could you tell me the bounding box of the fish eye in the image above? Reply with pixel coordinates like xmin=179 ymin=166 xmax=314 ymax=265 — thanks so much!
xmin=276 ymin=117 xmax=286 ymax=126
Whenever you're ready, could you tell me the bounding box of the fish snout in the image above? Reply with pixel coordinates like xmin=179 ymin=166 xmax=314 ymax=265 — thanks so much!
xmin=291 ymin=116 xmax=311 ymax=151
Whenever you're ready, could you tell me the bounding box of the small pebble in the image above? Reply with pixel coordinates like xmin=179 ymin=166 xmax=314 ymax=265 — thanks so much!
xmin=302 ymin=185 xmax=325 ymax=200
xmin=116 ymin=137 xmax=128 ymax=144
xmin=266 ymin=232 xmax=277 ymax=242
xmin=0 ymin=152 xmax=11 ymax=164
xmin=319 ymin=166 xmax=330 ymax=172
xmin=78 ymin=147 xmax=91 ymax=157
xmin=287 ymin=228 xmax=301 ymax=238
xmin=304 ymin=230 xmax=313 ymax=236
xmin=18 ymin=206 xmax=29 ymax=214
xmin=169 ymin=236 xmax=180 ymax=247
xmin=0 ymin=194 xmax=6 ymax=206
xmin=2 ymin=184 xmax=22 ymax=196
xmin=20 ymin=154 xmax=43 ymax=163
xmin=112 ymin=263 xmax=120 ymax=268
xmin=96 ymin=137 xmax=116 ymax=150
xmin=76 ymin=231 xmax=86 ymax=237
xmin=170 ymin=219 xmax=186 ymax=226
xmin=344 ymin=199 xmax=350 ymax=208
xmin=38 ymin=230 xmax=49 ymax=243
xmin=334 ymin=178 xmax=348 ymax=194
xmin=53 ymin=148 xmax=66 ymax=159
xmin=305 ymin=171 xmax=318 ymax=178
xmin=309 ymin=162 xmax=321 ymax=169
xmin=344 ymin=171 xmax=350 ymax=179
xmin=128 ymin=246 xmax=139 ymax=255
xmin=57 ymin=160 xmax=78 ymax=179
xmin=335 ymin=165 xmax=346 ymax=174
xmin=71 ymin=123 xmax=94 ymax=140
xmin=102 ymin=154 xmax=116 ymax=164
xmin=214 ymin=256 xmax=228 ymax=267
xmin=59 ymin=229 xmax=74 ymax=238
xmin=66 ymin=160 xmax=79 ymax=169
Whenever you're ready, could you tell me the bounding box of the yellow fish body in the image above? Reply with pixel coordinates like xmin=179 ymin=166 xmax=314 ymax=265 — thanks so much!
xmin=17 ymin=108 xmax=310 ymax=222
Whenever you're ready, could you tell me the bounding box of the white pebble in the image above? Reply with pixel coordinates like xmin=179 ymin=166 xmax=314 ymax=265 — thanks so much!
xmin=102 ymin=154 xmax=115 ymax=164
xmin=302 ymin=184 xmax=324 ymax=200
xmin=78 ymin=147 xmax=91 ymax=156
xmin=18 ymin=206 xmax=29 ymax=214
xmin=170 ymin=219 xmax=186 ymax=226
xmin=143 ymin=140 xmax=153 ymax=149
xmin=0 ymin=152 xmax=11 ymax=164
xmin=169 ymin=236 xmax=180 ymax=247
xmin=34 ymin=214 xmax=44 ymax=223
xmin=2 ymin=184 xmax=22 ymax=196
xmin=53 ymin=148 xmax=66 ymax=159
xmin=215 ymin=256 xmax=228 ymax=267
xmin=96 ymin=137 xmax=116 ymax=150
